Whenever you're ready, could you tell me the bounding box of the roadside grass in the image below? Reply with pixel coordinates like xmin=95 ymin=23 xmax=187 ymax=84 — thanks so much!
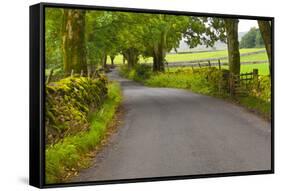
xmin=110 ymin=48 xmax=266 ymax=65
xmin=236 ymin=96 xmax=271 ymax=119
xmin=120 ymin=64 xmax=271 ymax=119
xmin=45 ymin=82 xmax=122 ymax=184
xmin=144 ymin=72 xmax=218 ymax=96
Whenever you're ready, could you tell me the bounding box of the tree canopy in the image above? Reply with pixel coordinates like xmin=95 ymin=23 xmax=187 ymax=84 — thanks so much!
xmin=45 ymin=8 xmax=269 ymax=76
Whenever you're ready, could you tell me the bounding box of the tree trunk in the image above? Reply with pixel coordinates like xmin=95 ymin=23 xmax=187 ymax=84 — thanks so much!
xmin=258 ymin=20 xmax=272 ymax=76
xmin=61 ymin=9 xmax=87 ymax=75
xmin=224 ymin=19 xmax=240 ymax=76
xmin=126 ymin=48 xmax=138 ymax=70
xmin=122 ymin=53 xmax=126 ymax=64
xmin=152 ymin=46 xmax=165 ymax=72
xmin=110 ymin=55 xmax=115 ymax=66
xmin=102 ymin=52 xmax=107 ymax=69
xmin=152 ymin=31 xmax=166 ymax=72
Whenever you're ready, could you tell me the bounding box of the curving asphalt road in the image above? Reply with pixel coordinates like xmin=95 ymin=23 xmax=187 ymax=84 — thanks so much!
xmin=73 ymin=69 xmax=271 ymax=182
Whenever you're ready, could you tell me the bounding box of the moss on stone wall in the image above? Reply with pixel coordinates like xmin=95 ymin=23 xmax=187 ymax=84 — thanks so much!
xmin=46 ymin=75 xmax=108 ymax=145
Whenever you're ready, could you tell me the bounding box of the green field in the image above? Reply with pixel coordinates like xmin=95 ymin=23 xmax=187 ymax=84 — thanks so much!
xmin=110 ymin=48 xmax=266 ymax=65
xmin=228 ymin=63 xmax=269 ymax=75
xmin=47 ymin=48 xmax=268 ymax=76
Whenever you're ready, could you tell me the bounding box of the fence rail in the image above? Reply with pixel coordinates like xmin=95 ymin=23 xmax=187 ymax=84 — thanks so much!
xmin=166 ymin=60 xmax=268 ymax=68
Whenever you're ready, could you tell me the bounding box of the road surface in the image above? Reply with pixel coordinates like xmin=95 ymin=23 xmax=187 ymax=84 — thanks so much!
xmin=73 ymin=69 xmax=271 ymax=182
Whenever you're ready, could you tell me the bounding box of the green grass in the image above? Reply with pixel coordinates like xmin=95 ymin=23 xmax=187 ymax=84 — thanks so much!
xmin=239 ymin=52 xmax=267 ymax=62
xmin=220 ymin=63 xmax=269 ymax=75
xmin=165 ymin=48 xmax=265 ymax=62
xmin=110 ymin=48 xmax=266 ymax=65
xmin=168 ymin=63 xmax=270 ymax=76
xmin=237 ymin=96 xmax=271 ymax=119
xmin=45 ymin=82 xmax=122 ymax=184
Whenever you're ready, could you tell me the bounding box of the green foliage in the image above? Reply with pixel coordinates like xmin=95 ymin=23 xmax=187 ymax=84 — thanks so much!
xmin=119 ymin=64 xmax=152 ymax=82
xmin=240 ymin=27 xmax=265 ymax=48
xmin=184 ymin=17 xmax=226 ymax=48
xmin=46 ymin=82 xmax=122 ymax=184
xmin=46 ymin=75 xmax=108 ymax=145
xmin=46 ymin=7 xmax=231 ymax=73
xmin=237 ymin=75 xmax=271 ymax=118
xmin=45 ymin=8 xmax=63 ymax=69
xmin=248 ymin=75 xmax=271 ymax=102
xmin=144 ymin=67 xmax=227 ymax=96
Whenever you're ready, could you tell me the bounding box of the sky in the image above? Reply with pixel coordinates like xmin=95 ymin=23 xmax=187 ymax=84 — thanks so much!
xmin=238 ymin=19 xmax=258 ymax=32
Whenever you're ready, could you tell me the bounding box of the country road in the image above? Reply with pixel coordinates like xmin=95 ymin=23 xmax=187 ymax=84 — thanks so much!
xmin=73 ymin=69 xmax=271 ymax=182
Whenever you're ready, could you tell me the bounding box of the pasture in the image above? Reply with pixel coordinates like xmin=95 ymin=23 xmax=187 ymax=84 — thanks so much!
xmin=110 ymin=48 xmax=267 ymax=65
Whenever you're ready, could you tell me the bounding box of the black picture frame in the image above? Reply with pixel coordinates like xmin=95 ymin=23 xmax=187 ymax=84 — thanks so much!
xmin=30 ymin=2 xmax=274 ymax=189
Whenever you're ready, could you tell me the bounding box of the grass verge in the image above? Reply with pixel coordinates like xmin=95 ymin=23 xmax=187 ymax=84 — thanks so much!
xmin=45 ymin=82 xmax=122 ymax=184
xmin=120 ymin=65 xmax=271 ymax=120
xmin=144 ymin=73 xmax=271 ymax=119
xmin=236 ymin=96 xmax=271 ymax=120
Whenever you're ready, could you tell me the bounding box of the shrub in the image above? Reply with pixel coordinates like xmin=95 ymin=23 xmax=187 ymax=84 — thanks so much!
xmin=248 ymin=75 xmax=271 ymax=102
xmin=133 ymin=64 xmax=152 ymax=81
xmin=118 ymin=64 xmax=130 ymax=78
xmin=119 ymin=64 xmax=152 ymax=82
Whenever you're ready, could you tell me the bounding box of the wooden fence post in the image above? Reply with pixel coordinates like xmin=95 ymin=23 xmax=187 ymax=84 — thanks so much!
xmin=46 ymin=69 xmax=54 ymax=84
xmin=208 ymin=60 xmax=211 ymax=68
xmin=198 ymin=62 xmax=201 ymax=68
xmin=218 ymin=59 xmax=221 ymax=70
xmin=253 ymin=69 xmax=259 ymax=80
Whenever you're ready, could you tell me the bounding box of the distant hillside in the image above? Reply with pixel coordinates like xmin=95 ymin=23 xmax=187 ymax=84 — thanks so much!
xmin=171 ymin=32 xmax=247 ymax=53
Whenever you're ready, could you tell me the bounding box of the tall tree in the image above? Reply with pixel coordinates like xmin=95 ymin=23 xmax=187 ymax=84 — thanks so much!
xmin=240 ymin=27 xmax=258 ymax=48
xmin=224 ymin=18 xmax=240 ymax=75
xmin=144 ymin=14 xmax=189 ymax=72
xmin=240 ymin=27 xmax=264 ymax=48
xmin=258 ymin=20 xmax=272 ymax=76
xmin=61 ymin=9 xmax=87 ymax=75
xmin=117 ymin=12 xmax=146 ymax=69
xmin=184 ymin=17 xmax=241 ymax=75
xmin=255 ymin=30 xmax=264 ymax=48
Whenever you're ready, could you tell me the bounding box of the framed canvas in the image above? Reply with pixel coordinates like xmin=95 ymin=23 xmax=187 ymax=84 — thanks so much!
xmin=30 ymin=2 xmax=274 ymax=188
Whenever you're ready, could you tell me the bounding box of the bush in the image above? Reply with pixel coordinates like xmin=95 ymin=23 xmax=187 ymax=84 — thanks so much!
xmin=145 ymin=67 xmax=229 ymax=96
xmin=196 ymin=67 xmax=230 ymax=94
xmin=46 ymin=75 xmax=108 ymax=145
xmin=133 ymin=64 xmax=152 ymax=81
xmin=119 ymin=64 xmax=152 ymax=82
xmin=118 ymin=64 xmax=130 ymax=78
xmin=248 ymin=75 xmax=271 ymax=102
